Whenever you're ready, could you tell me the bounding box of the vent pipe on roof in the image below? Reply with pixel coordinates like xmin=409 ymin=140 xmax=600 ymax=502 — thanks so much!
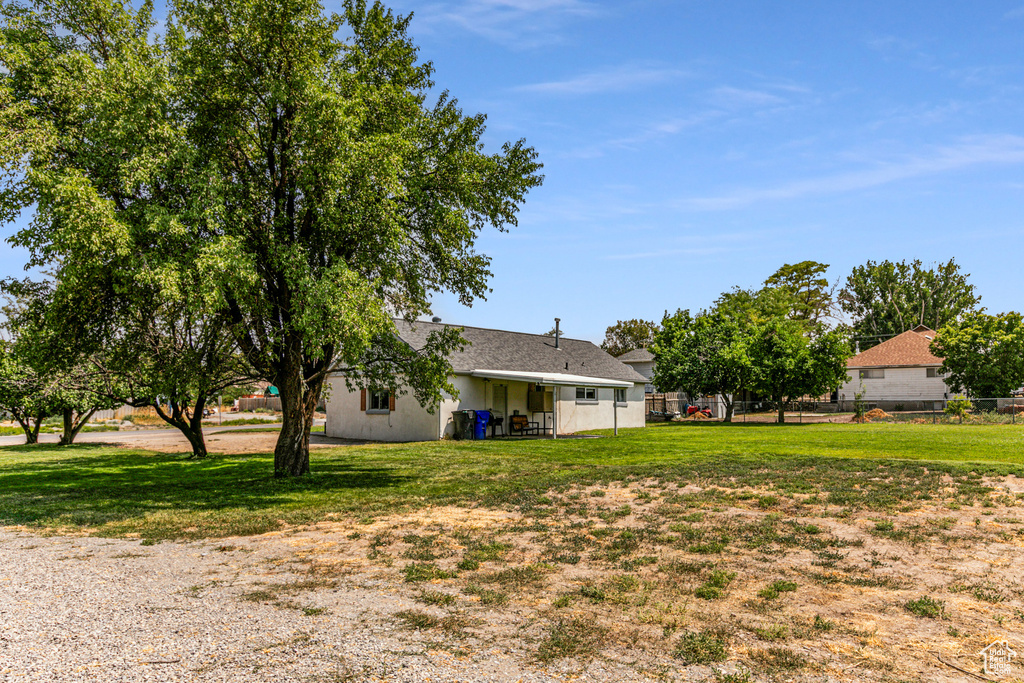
xmin=554 ymin=318 xmax=561 ymax=349
xmin=855 ymin=341 xmax=860 ymax=354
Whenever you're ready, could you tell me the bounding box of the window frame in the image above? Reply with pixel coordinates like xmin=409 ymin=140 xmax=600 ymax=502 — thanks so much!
xmin=926 ymin=368 xmax=945 ymax=378
xmin=859 ymin=369 xmax=885 ymax=380
xmin=367 ymin=389 xmax=391 ymax=414
xmin=615 ymin=388 xmax=628 ymax=405
xmin=575 ymin=386 xmax=598 ymax=403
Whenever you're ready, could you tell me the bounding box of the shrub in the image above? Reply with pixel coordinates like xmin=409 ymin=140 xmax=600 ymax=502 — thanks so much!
xmin=853 ymin=392 xmax=866 ymax=420
xmin=944 ymin=396 xmax=971 ymax=422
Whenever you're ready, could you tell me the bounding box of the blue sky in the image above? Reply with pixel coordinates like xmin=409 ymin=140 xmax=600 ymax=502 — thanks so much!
xmin=381 ymin=0 xmax=1024 ymax=342
xmin=4 ymin=1 xmax=1024 ymax=343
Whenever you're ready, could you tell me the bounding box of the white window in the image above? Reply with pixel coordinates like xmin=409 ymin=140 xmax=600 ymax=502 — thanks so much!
xmin=575 ymin=387 xmax=597 ymax=402
xmin=368 ymin=390 xmax=390 ymax=413
xmin=615 ymin=388 xmax=627 ymax=404
xmin=926 ymin=368 xmax=945 ymax=378
xmin=859 ymin=369 xmax=884 ymax=380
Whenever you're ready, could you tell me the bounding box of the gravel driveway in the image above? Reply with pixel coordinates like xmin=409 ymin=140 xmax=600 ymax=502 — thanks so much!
xmin=0 ymin=527 xmax=661 ymax=683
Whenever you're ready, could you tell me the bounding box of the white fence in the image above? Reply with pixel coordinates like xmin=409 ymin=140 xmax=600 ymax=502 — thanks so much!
xmin=91 ymin=405 xmax=158 ymax=421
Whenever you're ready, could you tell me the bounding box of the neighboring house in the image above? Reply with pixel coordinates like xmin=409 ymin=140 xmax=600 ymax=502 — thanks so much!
xmin=617 ymin=348 xmax=656 ymax=393
xmin=839 ymin=325 xmax=948 ymax=410
xmin=324 ymin=320 xmax=648 ymax=442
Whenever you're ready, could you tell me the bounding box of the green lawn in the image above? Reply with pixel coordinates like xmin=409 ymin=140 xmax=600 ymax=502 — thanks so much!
xmin=1 ymin=422 xmax=1021 ymax=540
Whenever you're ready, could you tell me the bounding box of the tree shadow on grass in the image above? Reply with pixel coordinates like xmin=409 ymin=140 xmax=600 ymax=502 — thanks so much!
xmin=0 ymin=443 xmax=410 ymax=534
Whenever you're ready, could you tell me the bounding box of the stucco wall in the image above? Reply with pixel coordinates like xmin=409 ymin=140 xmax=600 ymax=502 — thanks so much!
xmin=326 ymin=374 xmax=646 ymax=442
xmin=324 ymin=376 xmax=442 ymax=442
xmin=839 ymin=366 xmax=950 ymax=402
xmin=554 ymin=383 xmax=646 ymax=433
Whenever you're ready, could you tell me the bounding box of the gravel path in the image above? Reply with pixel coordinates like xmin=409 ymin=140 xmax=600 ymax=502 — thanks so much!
xmin=0 ymin=528 xmax=664 ymax=683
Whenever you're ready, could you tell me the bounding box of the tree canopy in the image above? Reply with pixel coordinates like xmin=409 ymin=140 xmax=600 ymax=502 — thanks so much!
xmin=840 ymin=259 xmax=980 ymax=348
xmin=932 ymin=311 xmax=1024 ymax=399
xmin=745 ymin=319 xmax=850 ymax=423
xmin=764 ymin=260 xmax=836 ymax=324
xmin=652 ymin=310 xmax=749 ymax=421
xmin=0 ymin=0 xmax=542 ymax=474
xmin=601 ymin=319 xmax=659 ymax=357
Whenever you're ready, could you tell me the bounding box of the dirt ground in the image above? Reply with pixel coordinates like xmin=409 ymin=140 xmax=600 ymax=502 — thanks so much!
xmin=6 ymin=428 xmax=1024 ymax=681
xmin=281 ymin=479 xmax=1024 ymax=682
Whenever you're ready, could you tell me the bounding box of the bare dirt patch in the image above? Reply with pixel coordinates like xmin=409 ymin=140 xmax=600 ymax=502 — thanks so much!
xmin=7 ymin=475 xmax=1023 ymax=682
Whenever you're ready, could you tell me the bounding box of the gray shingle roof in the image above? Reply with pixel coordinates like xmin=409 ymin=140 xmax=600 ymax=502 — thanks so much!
xmin=394 ymin=320 xmax=647 ymax=383
xmin=616 ymin=348 xmax=654 ymax=363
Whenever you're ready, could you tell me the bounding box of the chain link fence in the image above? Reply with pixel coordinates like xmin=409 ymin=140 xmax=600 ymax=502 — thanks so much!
xmin=646 ymin=394 xmax=1024 ymax=424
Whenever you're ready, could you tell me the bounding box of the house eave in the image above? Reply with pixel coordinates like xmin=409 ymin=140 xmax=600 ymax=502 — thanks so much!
xmin=463 ymin=369 xmax=635 ymax=388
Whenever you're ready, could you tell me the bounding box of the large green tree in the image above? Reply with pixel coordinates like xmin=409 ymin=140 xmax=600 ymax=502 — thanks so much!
xmin=0 ymin=0 xmax=542 ymax=475
xmin=764 ymin=260 xmax=836 ymax=324
xmin=652 ymin=310 xmax=749 ymax=421
xmin=601 ymin=319 xmax=659 ymax=357
xmin=1 ymin=281 xmax=117 ymax=445
xmin=931 ymin=312 xmax=1024 ymax=399
xmin=0 ymin=341 xmax=54 ymax=443
xmin=745 ymin=319 xmax=849 ymax=424
xmin=840 ymin=259 xmax=980 ymax=348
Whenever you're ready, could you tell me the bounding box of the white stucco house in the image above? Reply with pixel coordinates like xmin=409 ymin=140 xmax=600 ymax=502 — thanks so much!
xmin=838 ymin=325 xmax=949 ymax=410
xmin=616 ymin=348 xmax=656 ymax=393
xmin=324 ymin=320 xmax=648 ymax=442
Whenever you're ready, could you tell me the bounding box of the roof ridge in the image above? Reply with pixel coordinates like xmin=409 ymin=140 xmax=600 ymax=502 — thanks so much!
xmin=395 ymin=318 xmax=594 ymax=344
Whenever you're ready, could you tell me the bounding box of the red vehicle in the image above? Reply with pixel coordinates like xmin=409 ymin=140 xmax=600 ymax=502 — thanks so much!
xmin=687 ymin=405 xmax=713 ymax=418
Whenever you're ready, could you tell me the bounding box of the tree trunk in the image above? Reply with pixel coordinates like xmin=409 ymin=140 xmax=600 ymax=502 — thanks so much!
xmin=723 ymin=396 xmax=735 ymax=423
xmin=184 ymin=395 xmax=209 ymax=459
xmin=22 ymin=422 xmax=39 ymax=444
xmin=60 ymin=408 xmax=74 ymax=445
xmin=154 ymin=399 xmax=208 ymax=459
xmin=16 ymin=413 xmax=41 ymax=444
xmin=273 ymin=346 xmax=324 ymax=477
xmin=777 ymin=400 xmax=786 ymax=424
xmin=59 ymin=407 xmax=96 ymax=446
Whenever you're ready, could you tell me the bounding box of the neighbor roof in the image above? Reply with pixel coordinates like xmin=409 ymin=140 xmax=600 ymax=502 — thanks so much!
xmin=847 ymin=327 xmax=942 ymax=368
xmin=391 ymin=320 xmax=647 ymax=384
xmin=616 ymin=348 xmax=654 ymax=363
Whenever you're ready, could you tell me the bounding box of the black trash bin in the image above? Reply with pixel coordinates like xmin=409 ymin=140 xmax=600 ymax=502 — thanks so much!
xmin=452 ymin=410 xmax=476 ymax=440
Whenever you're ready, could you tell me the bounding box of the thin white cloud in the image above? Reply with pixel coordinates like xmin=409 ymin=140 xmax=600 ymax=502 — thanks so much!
xmin=1005 ymin=6 xmax=1024 ymax=18
xmin=711 ymin=86 xmax=787 ymax=108
xmin=514 ymin=65 xmax=689 ymax=95
xmin=409 ymin=0 xmax=598 ymax=46
xmin=680 ymin=135 xmax=1024 ymax=211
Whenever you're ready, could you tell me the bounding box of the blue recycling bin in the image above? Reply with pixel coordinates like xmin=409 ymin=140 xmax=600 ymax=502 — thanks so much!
xmin=474 ymin=410 xmax=490 ymax=440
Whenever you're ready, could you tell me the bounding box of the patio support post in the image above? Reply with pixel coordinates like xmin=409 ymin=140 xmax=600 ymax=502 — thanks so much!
xmin=614 ymin=398 xmax=618 ymax=436
xmin=552 ymin=386 xmax=558 ymax=440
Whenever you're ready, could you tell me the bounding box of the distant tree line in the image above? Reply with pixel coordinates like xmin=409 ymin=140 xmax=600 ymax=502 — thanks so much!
xmin=602 ymin=258 xmax=1023 ymax=418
